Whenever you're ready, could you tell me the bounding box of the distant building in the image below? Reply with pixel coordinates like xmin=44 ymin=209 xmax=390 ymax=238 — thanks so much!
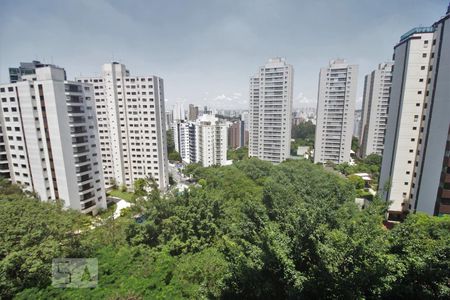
xmin=173 ymin=120 xmax=197 ymax=164
xmin=249 ymin=57 xmax=293 ymax=163
xmin=0 ymin=65 xmax=106 ymax=214
xmin=165 ymin=110 xmax=174 ymax=131
xmin=314 ymin=59 xmax=358 ymax=164
xmin=241 ymin=111 xmax=249 ymax=130
xmin=188 ymin=104 xmax=199 ymax=121
xmin=8 ymin=60 xmax=66 ymax=83
xmin=359 ymin=63 xmax=393 ymax=157
xmin=228 ymin=120 xmax=245 ymax=149
xmin=173 ymin=114 xmax=229 ymax=167
xmin=76 ymin=62 xmax=169 ymax=190
xmin=379 ymin=27 xmax=435 ymax=219
xmin=173 ymin=102 xmax=185 ymax=121
xmin=353 ymin=109 xmax=362 ymax=139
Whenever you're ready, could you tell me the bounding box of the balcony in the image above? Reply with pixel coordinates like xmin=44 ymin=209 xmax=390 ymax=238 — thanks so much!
xmin=79 ymin=182 xmax=94 ymax=192
xmin=75 ymin=155 xmax=91 ymax=165
xmin=71 ymin=126 xmax=87 ymax=135
xmin=73 ymin=146 xmax=89 ymax=155
xmin=66 ymin=95 xmax=83 ymax=103
xmin=77 ymin=174 xmax=93 ymax=183
xmin=76 ymin=164 xmax=92 ymax=174
xmin=69 ymin=116 xmax=86 ymax=124
xmin=67 ymin=107 xmax=85 ymax=114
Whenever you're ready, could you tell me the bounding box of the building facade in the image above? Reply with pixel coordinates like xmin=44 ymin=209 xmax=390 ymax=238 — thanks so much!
xmin=359 ymin=62 xmax=393 ymax=157
xmin=410 ymin=9 xmax=450 ymax=216
xmin=188 ymin=104 xmax=199 ymax=121
xmin=249 ymin=57 xmax=293 ymax=163
xmin=0 ymin=66 xmax=106 ymax=214
xmin=228 ymin=120 xmax=245 ymax=149
xmin=9 ymin=61 xmax=66 ymax=83
xmin=378 ymin=28 xmax=435 ymax=218
xmin=173 ymin=114 xmax=228 ymax=167
xmin=76 ymin=62 xmax=169 ymax=190
xmin=173 ymin=120 xmax=197 ymax=164
xmin=314 ymin=59 xmax=358 ymax=164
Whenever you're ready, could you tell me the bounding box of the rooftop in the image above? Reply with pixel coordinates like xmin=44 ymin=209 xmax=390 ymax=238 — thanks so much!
xmin=400 ymin=27 xmax=434 ymax=42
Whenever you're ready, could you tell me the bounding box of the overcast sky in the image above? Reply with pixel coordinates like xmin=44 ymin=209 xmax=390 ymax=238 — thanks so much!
xmin=0 ymin=0 xmax=446 ymax=110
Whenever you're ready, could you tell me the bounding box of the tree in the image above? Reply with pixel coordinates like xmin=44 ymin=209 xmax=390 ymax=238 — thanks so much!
xmin=168 ymin=151 xmax=181 ymax=162
xmin=352 ymin=136 xmax=360 ymax=153
xmin=166 ymin=129 xmax=175 ymax=153
xmin=228 ymin=147 xmax=248 ymax=161
xmin=0 ymin=183 xmax=90 ymax=299
xmin=348 ymin=174 xmax=365 ymax=189
xmin=6 ymin=160 xmax=450 ymax=299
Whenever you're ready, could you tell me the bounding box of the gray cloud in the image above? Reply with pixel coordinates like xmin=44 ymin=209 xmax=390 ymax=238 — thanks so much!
xmin=0 ymin=0 xmax=445 ymax=111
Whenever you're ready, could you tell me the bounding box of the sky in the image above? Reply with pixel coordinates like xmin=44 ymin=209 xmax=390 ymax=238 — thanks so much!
xmin=0 ymin=0 xmax=446 ymax=110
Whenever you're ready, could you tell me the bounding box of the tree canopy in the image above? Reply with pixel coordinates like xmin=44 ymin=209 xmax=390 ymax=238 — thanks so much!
xmin=1 ymin=158 xmax=449 ymax=299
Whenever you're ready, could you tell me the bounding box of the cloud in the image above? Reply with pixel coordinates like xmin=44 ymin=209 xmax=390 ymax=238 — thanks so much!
xmin=294 ymin=92 xmax=316 ymax=108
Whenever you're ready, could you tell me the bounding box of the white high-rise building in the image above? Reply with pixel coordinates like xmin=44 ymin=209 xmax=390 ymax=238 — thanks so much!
xmin=173 ymin=102 xmax=185 ymax=121
xmin=359 ymin=62 xmax=393 ymax=157
xmin=76 ymin=62 xmax=169 ymax=190
xmin=314 ymin=59 xmax=358 ymax=164
xmin=378 ymin=28 xmax=434 ymax=219
xmin=196 ymin=114 xmax=228 ymax=167
xmin=411 ymin=9 xmax=450 ymax=216
xmin=0 ymin=66 xmax=106 ymax=214
xmin=249 ymin=57 xmax=293 ymax=163
xmin=173 ymin=120 xmax=197 ymax=164
xmin=173 ymin=114 xmax=228 ymax=167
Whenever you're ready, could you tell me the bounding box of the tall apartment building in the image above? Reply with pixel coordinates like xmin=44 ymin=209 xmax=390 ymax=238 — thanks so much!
xmin=0 ymin=66 xmax=106 ymax=214
xmin=76 ymin=63 xmax=169 ymax=190
xmin=314 ymin=59 xmax=358 ymax=164
xmin=173 ymin=102 xmax=185 ymax=121
xmin=188 ymin=104 xmax=199 ymax=121
xmin=173 ymin=120 xmax=197 ymax=164
xmin=410 ymin=8 xmax=450 ymax=216
xmin=165 ymin=110 xmax=173 ymax=131
xmin=196 ymin=114 xmax=228 ymax=167
xmin=359 ymin=62 xmax=393 ymax=157
xmin=9 ymin=61 xmax=66 ymax=83
xmin=249 ymin=57 xmax=293 ymax=163
xmin=378 ymin=28 xmax=435 ymax=218
xmin=228 ymin=120 xmax=245 ymax=149
xmin=173 ymin=114 xmax=228 ymax=167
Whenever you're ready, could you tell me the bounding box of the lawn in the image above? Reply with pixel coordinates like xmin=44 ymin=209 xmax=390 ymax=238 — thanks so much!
xmin=108 ymin=189 xmax=134 ymax=201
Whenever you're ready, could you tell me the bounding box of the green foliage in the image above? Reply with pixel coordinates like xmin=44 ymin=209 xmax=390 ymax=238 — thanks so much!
xmin=227 ymin=146 xmax=248 ymax=161
xmin=291 ymin=121 xmax=315 ymax=155
xmin=3 ymin=161 xmax=450 ymax=299
xmin=166 ymin=128 xmax=175 ymax=153
xmin=0 ymin=186 xmax=91 ymax=299
xmin=334 ymin=153 xmax=382 ymax=185
xmin=167 ymin=129 xmax=182 ymax=162
xmin=352 ymin=136 xmax=360 ymax=153
xmin=119 ymin=183 xmax=127 ymax=193
xmin=134 ymin=178 xmax=150 ymax=197
xmin=168 ymin=151 xmax=182 ymax=162
xmin=348 ymin=174 xmax=365 ymax=189
xmin=108 ymin=189 xmax=134 ymax=201
xmin=292 ymin=120 xmax=315 ymax=141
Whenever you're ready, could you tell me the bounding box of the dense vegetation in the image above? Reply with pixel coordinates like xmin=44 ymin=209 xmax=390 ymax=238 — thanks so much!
xmin=291 ymin=121 xmax=315 ymax=155
xmin=227 ymin=146 xmax=248 ymax=161
xmin=1 ymin=160 xmax=449 ymax=299
xmin=167 ymin=129 xmax=182 ymax=162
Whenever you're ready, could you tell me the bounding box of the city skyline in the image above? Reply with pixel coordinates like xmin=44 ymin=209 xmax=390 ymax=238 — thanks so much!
xmin=0 ymin=0 xmax=444 ymax=110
